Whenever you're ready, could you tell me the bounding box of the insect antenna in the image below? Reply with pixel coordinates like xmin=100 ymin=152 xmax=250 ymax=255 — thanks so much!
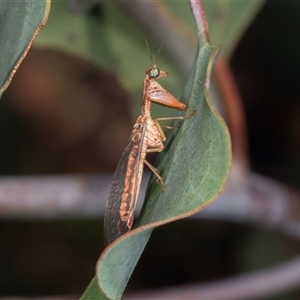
xmin=145 ymin=38 xmax=166 ymax=67
xmin=145 ymin=38 xmax=154 ymax=66
xmin=154 ymin=38 xmax=165 ymax=66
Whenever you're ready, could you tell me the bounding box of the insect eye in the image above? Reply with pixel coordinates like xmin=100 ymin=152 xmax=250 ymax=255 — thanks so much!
xmin=149 ymin=67 xmax=160 ymax=78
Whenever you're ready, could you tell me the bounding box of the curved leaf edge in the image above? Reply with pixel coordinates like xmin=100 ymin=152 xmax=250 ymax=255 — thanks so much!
xmin=0 ymin=0 xmax=51 ymax=94
xmin=79 ymin=277 xmax=108 ymax=300
xmin=97 ymin=229 xmax=153 ymax=299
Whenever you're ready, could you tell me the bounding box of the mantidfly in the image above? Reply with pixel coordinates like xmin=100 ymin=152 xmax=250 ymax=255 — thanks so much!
xmin=104 ymin=41 xmax=195 ymax=246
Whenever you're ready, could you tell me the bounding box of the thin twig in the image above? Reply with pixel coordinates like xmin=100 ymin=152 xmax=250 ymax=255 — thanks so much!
xmin=189 ymin=0 xmax=210 ymax=43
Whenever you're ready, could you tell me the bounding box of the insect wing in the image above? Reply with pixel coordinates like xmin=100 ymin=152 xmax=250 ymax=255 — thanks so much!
xmin=104 ymin=125 xmax=146 ymax=246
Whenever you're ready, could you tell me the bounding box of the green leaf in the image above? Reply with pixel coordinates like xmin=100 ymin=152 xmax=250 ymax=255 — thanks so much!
xmin=166 ymin=0 xmax=266 ymax=58
xmin=202 ymin=1 xmax=266 ymax=58
xmin=0 ymin=0 xmax=50 ymax=95
xmin=81 ymin=3 xmax=231 ymax=300
xmin=80 ymin=277 xmax=107 ymax=300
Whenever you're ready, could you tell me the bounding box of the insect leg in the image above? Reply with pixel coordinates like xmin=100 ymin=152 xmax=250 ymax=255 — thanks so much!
xmin=145 ymin=159 xmax=166 ymax=191
xmin=155 ymin=109 xmax=197 ymax=130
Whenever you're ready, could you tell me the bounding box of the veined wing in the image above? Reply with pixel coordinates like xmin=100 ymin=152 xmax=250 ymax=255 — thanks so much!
xmin=104 ymin=123 xmax=146 ymax=246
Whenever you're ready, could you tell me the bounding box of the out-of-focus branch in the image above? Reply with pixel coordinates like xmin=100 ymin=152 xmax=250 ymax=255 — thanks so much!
xmin=202 ymin=171 xmax=300 ymax=238
xmin=124 ymin=254 xmax=300 ymax=299
xmin=0 ymin=173 xmax=146 ymax=219
xmin=0 ymin=174 xmax=112 ymax=219
xmin=214 ymin=58 xmax=249 ymax=173
xmin=0 ymin=172 xmax=300 ymax=239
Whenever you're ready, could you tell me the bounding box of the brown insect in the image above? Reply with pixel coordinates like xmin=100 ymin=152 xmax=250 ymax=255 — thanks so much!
xmin=104 ymin=42 xmax=194 ymax=246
